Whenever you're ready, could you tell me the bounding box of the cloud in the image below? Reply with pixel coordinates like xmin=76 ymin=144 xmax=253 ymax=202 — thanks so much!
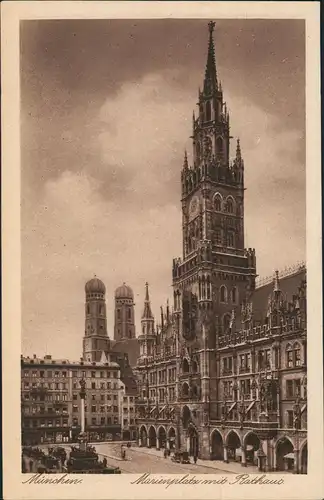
xmin=22 ymin=70 xmax=305 ymax=360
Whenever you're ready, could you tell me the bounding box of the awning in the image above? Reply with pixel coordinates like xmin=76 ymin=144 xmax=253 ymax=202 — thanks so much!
xmin=301 ymin=404 xmax=307 ymax=414
xmin=150 ymin=406 xmax=156 ymax=414
xmin=246 ymin=401 xmax=255 ymax=413
xmin=160 ymin=405 xmax=166 ymax=413
xmin=229 ymin=402 xmax=237 ymax=413
xmin=284 ymin=453 xmax=295 ymax=460
xmin=170 ymin=407 xmax=175 ymax=414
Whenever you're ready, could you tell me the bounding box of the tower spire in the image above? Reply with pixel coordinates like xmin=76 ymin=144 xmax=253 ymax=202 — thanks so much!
xmin=142 ymin=282 xmax=153 ymax=319
xmin=204 ymin=21 xmax=217 ymax=94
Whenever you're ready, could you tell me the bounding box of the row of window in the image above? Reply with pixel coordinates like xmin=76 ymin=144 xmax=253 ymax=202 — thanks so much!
xmin=222 ymin=377 xmax=305 ymax=400
xmin=23 ymin=406 xmax=68 ymax=415
xmin=86 ymin=304 xmax=105 ymax=315
xmin=149 ymin=367 xmax=177 ymax=385
xmin=72 ymin=393 xmax=119 ymax=402
xmin=221 ymin=345 xmax=302 ymax=374
xmin=23 ymin=393 xmax=68 ymax=402
xmin=148 ymin=387 xmax=176 ymax=402
xmin=73 ymin=404 xmax=119 ymax=414
xmin=23 ymin=380 xmax=120 ymax=391
xmin=23 ymin=369 xmax=119 ymax=379
xmin=116 ymin=308 xmax=132 ymax=320
xmin=23 ymin=419 xmax=69 ymax=428
xmin=213 ymin=194 xmax=237 ymax=214
xmin=23 ymin=416 xmax=131 ymax=428
xmin=214 ymin=230 xmax=236 ymax=248
xmin=219 ymin=286 xmax=238 ymax=304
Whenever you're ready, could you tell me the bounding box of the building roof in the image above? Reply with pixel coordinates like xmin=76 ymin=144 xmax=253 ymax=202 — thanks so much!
xmin=21 ymin=354 xmax=119 ymax=368
xmin=85 ymin=276 xmax=106 ymax=294
xmin=251 ymin=265 xmax=306 ymax=321
xmin=111 ymin=338 xmax=140 ymax=368
xmin=109 ymin=348 xmax=138 ymax=395
xmin=115 ymin=283 xmax=134 ymax=299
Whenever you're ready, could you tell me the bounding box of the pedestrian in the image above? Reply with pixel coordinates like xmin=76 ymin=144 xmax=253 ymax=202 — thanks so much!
xmin=103 ymin=457 xmax=107 ymax=468
xmin=193 ymin=454 xmax=198 ymax=465
xmin=29 ymin=459 xmax=34 ymax=472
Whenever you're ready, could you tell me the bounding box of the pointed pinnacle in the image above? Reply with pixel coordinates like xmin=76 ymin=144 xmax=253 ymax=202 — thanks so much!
xmin=183 ymin=150 xmax=189 ymax=169
xmin=274 ymin=270 xmax=280 ymax=292
xmin=145 ymin=282 xmax=149 ymax=301
xmin=236 ymin=138 xmax=241 ymax=158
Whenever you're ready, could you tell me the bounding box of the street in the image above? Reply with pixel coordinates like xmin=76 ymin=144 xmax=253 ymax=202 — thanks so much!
xmin=92 ymin=443 xmax=224 ymax=474
xmin=31 ymin=442 xmax=257 ymax=474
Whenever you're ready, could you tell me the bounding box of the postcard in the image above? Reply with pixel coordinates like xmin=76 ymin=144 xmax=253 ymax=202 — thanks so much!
xmin=2 ymin=1 xmax=323 ymax=499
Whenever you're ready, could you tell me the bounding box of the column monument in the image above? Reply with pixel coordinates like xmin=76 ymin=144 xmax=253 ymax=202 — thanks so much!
xmin=79 ymin=378 xmax=87 ymax=451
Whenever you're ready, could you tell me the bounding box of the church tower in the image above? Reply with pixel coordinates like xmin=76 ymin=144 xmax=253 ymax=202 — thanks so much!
xmin=114 ymin=283 xmax=136 ymax=341
xmin=172 ymin=22 xmax=257 ymax=451
xmin=138 ymin=283 xmax=155 ymax=359
xmin=83 ymin=276 xmax=110 ymax=362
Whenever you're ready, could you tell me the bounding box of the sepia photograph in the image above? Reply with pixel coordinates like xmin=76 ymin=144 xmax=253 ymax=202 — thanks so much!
xmin=1 ymin=2 xmax=322 ymax=499
xmin=19 ymin=16 xmax=308 ymax=475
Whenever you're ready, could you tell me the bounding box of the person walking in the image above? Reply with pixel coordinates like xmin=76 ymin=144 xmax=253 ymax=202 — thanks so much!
xmin=193 ymin=454 xmax=198 ymax=465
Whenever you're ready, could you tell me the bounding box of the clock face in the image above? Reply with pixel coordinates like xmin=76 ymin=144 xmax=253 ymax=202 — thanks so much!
xmin=189 ymin=196 xmax=199 ymax=220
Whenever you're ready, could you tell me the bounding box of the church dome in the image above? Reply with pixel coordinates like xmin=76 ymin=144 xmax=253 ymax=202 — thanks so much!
xmin=85 ymin=277 xmax=106 ymax=294
xmin=115 ymin=283 xmax=134 ymax=299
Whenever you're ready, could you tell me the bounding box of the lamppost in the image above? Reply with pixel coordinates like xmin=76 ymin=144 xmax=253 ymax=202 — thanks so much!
xmin=78 ymin=378 xmax=87 ymax=451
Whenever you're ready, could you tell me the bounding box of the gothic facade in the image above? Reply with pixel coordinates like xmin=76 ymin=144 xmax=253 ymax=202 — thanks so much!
xmin=135 ymin=22 xmax=307 ymax=473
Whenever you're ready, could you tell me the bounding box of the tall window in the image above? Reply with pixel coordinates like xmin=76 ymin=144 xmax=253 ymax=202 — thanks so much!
xmin=227 ymin=198 xmax=234 ymax=214
xmin=214 ymin=195 xmax=222 ymax=211
xmin=286 ymin=343 xmax=301 ymax=368
xmin=220 ymin=285 xmax=227 ymax=303
xmin=231 ymin=287 xmax=238 ymax=304
xmin=294 ymin=342 xmax=301 ymax=366
xmin=223 ymin=314 xmax=231 ymax=331
xmin=227 ymin=232 xmax=235 ymax=247
xmin=287 ymin=410 xmax=294 ymax=428
xmin=215 ymin=228 xmax=221 ymax=245
xmin=206 ymin=100 xmax=211 ymax=121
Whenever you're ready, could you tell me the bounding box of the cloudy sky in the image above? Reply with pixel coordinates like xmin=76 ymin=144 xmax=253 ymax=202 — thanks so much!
xmin=21 ymin=19 xmax=305 ymax=360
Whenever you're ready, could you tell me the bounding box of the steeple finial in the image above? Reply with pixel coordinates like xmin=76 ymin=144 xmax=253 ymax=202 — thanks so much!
xmin=208 ymin=20 xmax=216 ymax=34
xmin=204 ymin=21 xmax=217 ymax=94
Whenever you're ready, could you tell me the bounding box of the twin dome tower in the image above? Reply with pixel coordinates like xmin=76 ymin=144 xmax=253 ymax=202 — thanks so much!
xmin=83 ymin=276 xmax=136 ymax=363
